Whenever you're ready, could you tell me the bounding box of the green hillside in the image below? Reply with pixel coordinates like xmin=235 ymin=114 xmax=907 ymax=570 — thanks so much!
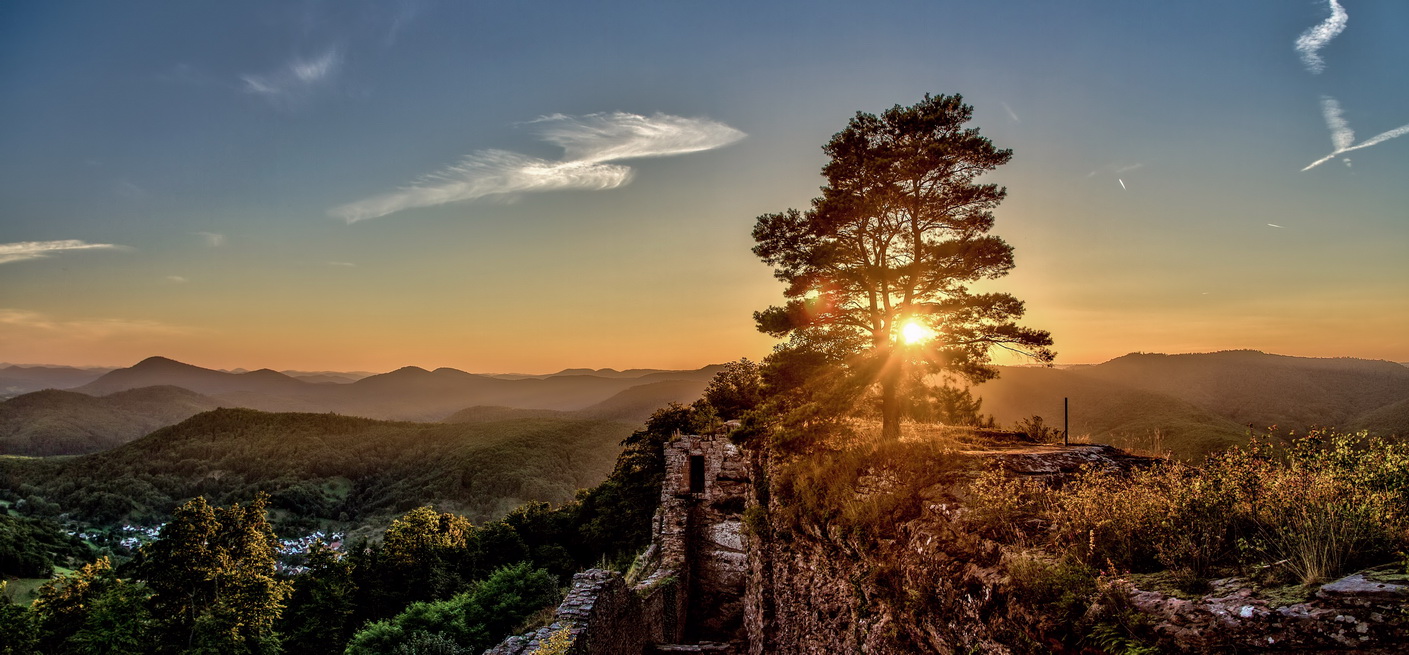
xmin=1083 ymin=351 xmax=1409 ymax=431
xmin=0 ymin=386 xmax=223 ymax=456
xmin=1350 ymin=397 xmax=1409 ymax=437
xmin=0 ymin=408 xmax=634 ymax=530
xmin=973 ymin=366 xmax=1248 ymax=459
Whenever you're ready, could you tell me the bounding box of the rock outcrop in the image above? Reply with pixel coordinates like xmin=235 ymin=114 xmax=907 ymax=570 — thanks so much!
xmin=487 ymin=436 xmax=1408 ymax=654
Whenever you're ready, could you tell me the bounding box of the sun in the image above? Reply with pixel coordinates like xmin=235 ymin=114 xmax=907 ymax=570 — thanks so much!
xmin=900 ymin=320 xmax=936 ymax=345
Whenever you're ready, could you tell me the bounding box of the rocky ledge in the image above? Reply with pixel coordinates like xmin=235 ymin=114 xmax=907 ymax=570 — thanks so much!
xmin=1123 ymin=565 xmax=1409 ymax=653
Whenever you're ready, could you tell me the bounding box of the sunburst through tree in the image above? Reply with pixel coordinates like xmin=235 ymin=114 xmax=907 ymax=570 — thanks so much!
xmin=752 ymin=93 xmax=1055 ymax=440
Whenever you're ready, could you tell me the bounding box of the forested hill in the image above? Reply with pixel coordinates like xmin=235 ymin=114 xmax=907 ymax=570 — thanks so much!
xmin=0 ymin=408 xmax=634 ymax=530
xmin=976 ymin=350 xmax=1409 ymax=459
xmin=0 ymin=386 xmax=222 ymax=456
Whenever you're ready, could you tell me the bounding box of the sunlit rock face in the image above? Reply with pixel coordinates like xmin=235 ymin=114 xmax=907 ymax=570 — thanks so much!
xmin=491 ymin=437 xmax=1408 ymax=654
xmin=663 ymin=433 xmax=752 ymax=642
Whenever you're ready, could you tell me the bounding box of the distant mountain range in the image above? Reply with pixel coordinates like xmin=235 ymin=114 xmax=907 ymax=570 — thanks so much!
xmin=972 ymin=350 xmax=1409 ymax=459
xmin=0 ymin=365 xmax=115 ymax=398
xmin=3 ymin=351 xmax=1405 ymax=460
xmin=0 ymin=356 xmax=718 ymax=456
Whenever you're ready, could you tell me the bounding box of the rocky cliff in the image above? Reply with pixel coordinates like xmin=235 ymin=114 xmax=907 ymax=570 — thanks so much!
xmin=486 ymin=437 xmax=1408 ymax=654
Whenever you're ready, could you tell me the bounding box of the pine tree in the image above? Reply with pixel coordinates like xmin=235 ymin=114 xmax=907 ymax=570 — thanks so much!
xmin=753 ymin=93 xmax=1054 ymax=441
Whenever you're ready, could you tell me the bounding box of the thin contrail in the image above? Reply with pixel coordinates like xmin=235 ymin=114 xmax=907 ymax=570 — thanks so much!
xmin=1267 ymin=223 xmax=1284 ymax=228
xmin=1303 ymin=96 xmax=1409 ymax=171
xmin=1118 ymin=178 xmax=1126 ymax=190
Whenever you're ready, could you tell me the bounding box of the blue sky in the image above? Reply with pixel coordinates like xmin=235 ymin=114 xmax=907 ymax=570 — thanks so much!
xmin=2 ymin=0 xmax=1406 ymax=371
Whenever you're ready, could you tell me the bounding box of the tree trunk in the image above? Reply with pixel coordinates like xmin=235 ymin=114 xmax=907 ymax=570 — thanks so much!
xmin=880 ymin=360 xmax=902 ymax=441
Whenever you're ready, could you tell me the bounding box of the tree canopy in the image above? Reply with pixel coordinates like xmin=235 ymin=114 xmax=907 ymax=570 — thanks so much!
xmin=753 ymin=93 xmax=1053 ymax=440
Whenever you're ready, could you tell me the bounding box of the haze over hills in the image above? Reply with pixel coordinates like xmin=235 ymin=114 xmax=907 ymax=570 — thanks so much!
xmin=0 ymin=386 xmax=223 ymax=456
xmin=7 ymin=351 xmax=1406 ymax=461
xmin=0 ymin=407 xmax=635 ymax=529
xmin=68 ymin=356 xmax=723 ymax=420
xmin=0 ymin=356 xmax=721 ymax=456
xmin=975 ymin=350 xmax=1409 ymax=459
xmin=444 ymin=379 xmax=713 ymax=425
xmin=0 ymin=365 xmax=115 ymax=399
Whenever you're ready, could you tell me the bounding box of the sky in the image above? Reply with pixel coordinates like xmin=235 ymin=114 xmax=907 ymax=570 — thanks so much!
xmin=2 ymin=0 xmax=1407 ymax=373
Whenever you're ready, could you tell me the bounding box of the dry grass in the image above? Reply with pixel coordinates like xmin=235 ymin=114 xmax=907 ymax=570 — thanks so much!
xmin=968 ymin=430 xmax=1409 ymax=586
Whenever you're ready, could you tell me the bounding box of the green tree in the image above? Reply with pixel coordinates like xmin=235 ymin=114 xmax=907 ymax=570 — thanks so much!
xmin=140 ymin=494 xmax=290 ymax=654
xmin=66 ymin=579 xmax=153 ymax=655
xmin=344 ymin=562 xmax=559 ymax=655
xmin=140 ymin=496 xmax=218 ymax=650
xmin=752 ymin=93 xmax=1054 ymax=440
xmin=702 ymin=358 xmax=764 ymax=421
xmin=278 ymin=542 xmax=356 ymax=655
xmin=382 ymin=506 xmax=473 ymax=606
xmin=0 ymin=581 xmax=38 ymax=655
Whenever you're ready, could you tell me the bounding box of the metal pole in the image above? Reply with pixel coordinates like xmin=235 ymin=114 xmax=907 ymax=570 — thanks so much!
xmin=1064 ymin=397 xmax=1069 ymax=446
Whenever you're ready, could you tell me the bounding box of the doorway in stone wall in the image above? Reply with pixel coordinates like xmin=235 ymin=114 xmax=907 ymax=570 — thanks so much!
xmin=689 ymin=454 xmax=705 ymax=493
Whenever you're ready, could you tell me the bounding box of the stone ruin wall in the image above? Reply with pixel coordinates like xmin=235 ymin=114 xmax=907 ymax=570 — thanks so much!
xmin=484 ymin=432 xmax=749 ymax=655
xmin=489 ymin=437 xmax=1409 ymax=654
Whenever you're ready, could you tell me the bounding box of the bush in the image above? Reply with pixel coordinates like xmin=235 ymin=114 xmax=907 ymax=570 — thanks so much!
xmin=345 ymin=562 xmax=560 ymax=655
xmin=772 ymin=437 xmax=957 ymax=544
xmin=976 ymin=431 xmax=1409 ymax=586
xmin=1004 ymin=552 xmax=1096 ymax=626
xmin=963 ymin=467 xmax=1054 ymax=544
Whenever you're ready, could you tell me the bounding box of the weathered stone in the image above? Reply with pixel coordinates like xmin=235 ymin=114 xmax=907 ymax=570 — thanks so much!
xmin=1318 ymin=573 xmax=1409 ymax=602
xmin=490 ymin=436 xmax=1409 ymax=655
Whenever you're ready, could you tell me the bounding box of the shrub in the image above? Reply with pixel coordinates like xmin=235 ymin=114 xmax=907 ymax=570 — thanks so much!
xmin=963 ymin=467 xmax=1054 ymax=544
xmin=345 ymin=562 xmax=560 ymax=655
xmin=1004 ymin=551 xmax=1097 ymax=626
xmin=771 ymin=437 xmax=957 ymax=544
xmin=996 ymin=430 xmax=1409 ymax=586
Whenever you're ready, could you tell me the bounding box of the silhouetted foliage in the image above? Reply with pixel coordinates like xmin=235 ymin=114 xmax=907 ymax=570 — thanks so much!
xmin=752 ymin=93 xmax=1054 ymax=441
xmin=277 ymin=543 xmax=355 ymax=655
xmin=32 ymin=557 xmax=152 ymax=655
xmin=0 ymin=587 xmax=38 ymax=655
xmin=702 ymin=359 xmax=764 ymax=420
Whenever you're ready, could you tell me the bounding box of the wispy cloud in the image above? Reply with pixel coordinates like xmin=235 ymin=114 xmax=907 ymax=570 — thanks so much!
xmin=1295 ymin=0 xmax=1348 ymax=75
xmin=0 ymin=309 xmax=191 ymax=338
xmin=330 ymin=112 xmax=746 ymax=223
xmin=195 ymin=231 xmax=226 ymax=248
xmin=530 ymin=112 xmax=746 ymax=163
xmin=241 ymin=49 xmax=341 ymax=107
xmin=326 ymin=261 xmax=356 ymax=267
xmin=166 ymin=275 xmax=188 ymax=283
xmin=1303 ymin=96 xmax=1409 ymax=171
xmin=1267 ymin=223 xmax=1285 ymax=228
xmin=0 ymin=240 xmax=127 ymax=265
